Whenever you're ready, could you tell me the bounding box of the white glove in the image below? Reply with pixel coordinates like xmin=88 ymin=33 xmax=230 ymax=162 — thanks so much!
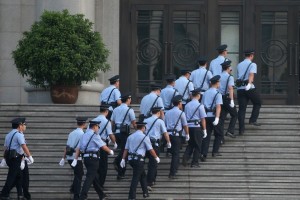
xmin=113 ymin=142 xmax=118 ymax=150
xmin=230 ymin=100 xmax=235 ymax=108
xmin=155 ymin=157 xmax=160 ymax=163
xmin=120 ymin=159 xmax=126 ymax=168
xmin=24 ymin=157 xmax=32 ymax=165
xmin=71 ymin=159 xmax=77 ymax=167
xmin=28 ymin=156 xmax=34 ymax=164
xmin=167 ymin=142 xmax=172 ymax=149
xmin=108 ymin=138 xmax=112 ymax=145
xmin=213 ymin=117 xmax=219 ymax=126
xmin=245 ymin=83 xmax=251 ymax=91
xmin=59 ymin=158 xmax=65 ymax=166
xmin=185 ymin=134 xmax=190 ymax=141
xmin=20 ymin=160 xmax=25 ymax=170
xmin=0 ymin=159 xmax=7 ymax=167
xmin=109 ymin=150 xmax=114 ymax=155
xmin=203 ymin=129 xmax=207 ymax=138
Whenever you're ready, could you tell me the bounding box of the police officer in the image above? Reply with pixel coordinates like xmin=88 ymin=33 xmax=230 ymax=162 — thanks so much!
xmin=100 ymin=75 xmax=122 ymax=119
xmin=190 ymin=57 xmax=213 ymax=93
xmin=209 ymin=44 xmax=229 ymax=76
xmin=140 ymin=85 xmax=164 ymax=121
xmin=219 ymin=60 xmax=238 ymax=138
xmin=0 ymin=118 xmax=34 ymax=200
xmin=111 ymin=93 xmax=136 ymax=180
xmin=72 ymin=120 xmax=114 ymax=200
xmin=144 ymin=107 xmax=171 ymax=190
xmin=164 ymin=95 xmax=189 ymax=179
xmin=174 ymin=70 xmax=194 ymax=110
xmin=182 ymin=88 xmax=207 ymax=168
xmin=91 ymin=105 xmax=117 ymax=187
xmin=236 ymin=50 xmax=262 ymax=135
xmin=160 ymin=74 xmax=179 ymax=111
xmin=201 ymin=75 xmax=223 ymax=161
xmin=120 ymin=122 xmax=160 ymax=200
xmin=59 ymin=117 xmax=87 ymax=200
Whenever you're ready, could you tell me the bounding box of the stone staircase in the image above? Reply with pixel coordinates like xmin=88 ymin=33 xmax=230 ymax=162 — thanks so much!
xmin=0 ymin=104 xmax=299 ymax=200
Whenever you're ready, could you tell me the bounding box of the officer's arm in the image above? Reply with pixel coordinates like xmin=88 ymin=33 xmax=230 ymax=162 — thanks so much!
xmin=200 ymin=118 xmax=206 ymax=130
xmin=149 ymin=149 xmax=158 ymax=159
xmin=183 ymin=125 xmax=189 ymax=136
xmin=74 ymin=148 xmax=80 ymax=159
xmin=248 ymin=73 xmax=254 ymax=84
xmin=159 ymin=110 xmax=164 ymax=120
xmin=215 ymin=104 xmax=221 ymax=118
xmin=3 ymin=146 xmax=7 ymax=157
xmin=229 ymin=85 xmax=234 ymax=100
xmin=101 ymin=145 xmax=112 ymax=154
xmin=21 ymin=144 xmax=31 ymax=157
xmin=131 ymin=120 xmax=136 ymax=129
xmin=109 ymin=134 xmax=116 ymax=144
xmin=122 ymin=149 xmax=128 ymax=159
xmin=163 ymin=132 xmax=171 ymax=144
xmin=62 ymin=148 xmax=67 ymax=159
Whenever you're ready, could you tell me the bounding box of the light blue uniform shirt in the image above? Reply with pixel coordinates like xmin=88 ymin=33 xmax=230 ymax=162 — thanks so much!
xmin=164 ymin=107 xmax=188 ymax=134
xmin=174 ymin=76 xmax=194 ymax=104
xmin=160 ymin=85 xmax=179 ymax=109
xmin=190 ymin=66 xmax=213 ymax=91
xmin=184 ymin=99 xmax=207 ymax=127
xmin=100 ymin=85 xmax=121 ymax=104
xmin=4 ymin=129 xmax=26 ymax=155
xmin=66 ymin=128 xmax=84 ymax=160
xmin=219 ymin=71 xmax=235 ymax=95
xmin=202 ymin=88 xmax=223 ymax=117
xmin=236 ymin=59 xmax=257 ymax=90
xmin=111 ymin=104 xmax=136 ymax=134
xmin=125 ymin=130 xmax=153 ymax=159
xmin=209 ymin=55 xmax=228 ymax=76
xmin=79 ymin=129 xmax=106 ymax=153
xmin=144 ymin=115 xmax=167 ymax=140
xmin=92 ymin=115 xmax=112 ymax=140
xmin=140 ymin=92 xmax=164 ymax=116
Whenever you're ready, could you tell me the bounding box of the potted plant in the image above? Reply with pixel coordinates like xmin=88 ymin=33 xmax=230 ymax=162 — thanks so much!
xmin=12 ymin=9 xmax=110 ymax=104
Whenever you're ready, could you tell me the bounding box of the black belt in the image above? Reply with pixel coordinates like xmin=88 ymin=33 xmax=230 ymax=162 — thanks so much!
xmin=128 ymin=153 xmax=144 ymax=161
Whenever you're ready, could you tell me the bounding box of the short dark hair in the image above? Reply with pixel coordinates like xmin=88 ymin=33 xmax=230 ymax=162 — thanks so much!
xmin=222 ymin=65 xmax=230 ymax=71
xmin=100 ymin=108 xmax=109 ymax=113
xmin=77 ymin=122 xmax=85 ymax=126
xmin=192 ymin=93 xmax=200 ymax=97
xmin=173 ymin=101 xmax=180 ymax=106
xmin=151 ymin=109 xmax=160 ymax=115
xmin=198 ymin=60 xmax=207 ymax=66
xmin=89 ymin=124 xmax=97 ymax=129
xmin=245 ymin=52 xmax=253 ymax=57
xmin=12 ymin=124 xmax=19 ymax=129
xmin=137 ymin=124 xmax=145 ymax=130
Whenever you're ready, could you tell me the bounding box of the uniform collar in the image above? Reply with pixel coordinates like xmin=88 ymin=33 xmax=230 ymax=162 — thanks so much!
xmin=120 ymin=103 xmax=128 ymax=107
xmin=180 ymin=76 xmax=188 ymax=80
xmin=244 ymin=58 xmax=252 ymax=62
xmin=218 ymin=55 xmax=225 ymax=59
xmin=172 ymin=106 xmax=180 ymax=111
xmin=222 ymin=71 xmax=230 ymax=75
xmin=199 ymin=65 xmax=206 ymax=69
xmin=166 ymin=85 xmax=174 ymax=88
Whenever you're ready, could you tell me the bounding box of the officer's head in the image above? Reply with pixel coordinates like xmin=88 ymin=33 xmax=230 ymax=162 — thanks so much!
xmin=198 ymin=56 xmax=207 ymax=67
xmin=216 ymin=44 xmax=228 ymax=56
xmin=121 ymin=93 xmax=132 ymax=104
xmin=165 ymin=74 xmax=176 ymax=86
xmin=89 ymin=120 xmax=101 ymax=131
xmin=221 ymin=60 xmax=232 ymax=72
xmin=210 ymin=75 xmax=221 ymax=88
xmin=191 ymin=88 xmax=201 ymax=100
xmin=76 ymin=117 xmax=88 ymax=128
xmin=244 ymin=49 xmax=255 ymax=60
xmin=136 ymin=122 xmax=147 ymax=132
xmin=181 ymin=69 xmax=192 ymax=79
xmin=100 ymin=104 xmax=110 ymax=116
xmin=109 ymin=75 xmax=120 ymax=87
xmin=151 ymin=107 xmax=162 ymax=117
xmin=172 ymin=95 xmax=183 ymax=109
xmin=11 ymin=117 xmax=26 ymax=132
xmin=150 ymin=85 xmax=162 ymax=95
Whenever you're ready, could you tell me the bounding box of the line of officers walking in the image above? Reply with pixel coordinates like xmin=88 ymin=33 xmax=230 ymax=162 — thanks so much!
xmin=0 ymin=44 xmax=262 ymax=200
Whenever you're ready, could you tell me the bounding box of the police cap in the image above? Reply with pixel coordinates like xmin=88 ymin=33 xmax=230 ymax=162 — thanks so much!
xmin=99 ymin=104 xmax=110 ymax=110
xmin=11 ymin=117 xmax=26 ymax=125
xmin=244 ymin=49 xmax=255 ymax=55
xmin=172 ymin=95 xmax=183 ymax=103
xmin=210 ymin=75 xmax=221 ymax=84
xmin=108 ymin=75 xmax=120 ymax=82
xmin=151 ymin=106 xmax=162 ymax=112
xmin=191 ymin=88 xmax=202 ymax=95
xmin=216 ymin=44 xmax=228 ymax=52
xmin=220 ymin=60 xmax=231 ymax=67
xmin=89 ymin=120 xmax=101 ymax=126
xmin=165 ymin=74 xmax=176 ymax=82
xmin=151 ymin=84 xmax=162 ymax=91
xmin=180 ymin=69 xmax=192 ymax=75
xmin=198 ymin=56 xmax=207 ymax=63
xmin=121 ymin=93 xmax=132 ymax=100
xmin=76 ymin=117 xmax=88 ymax=123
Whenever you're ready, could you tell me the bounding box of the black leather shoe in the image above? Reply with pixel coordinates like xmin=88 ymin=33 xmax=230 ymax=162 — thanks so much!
xmin=191 ymin=163 xmax=200 ymax=168
xmin=182 ymin=157 xmax=188 ymax=167
xmin=225 ymin=132 xmax=236 ymax=138
xmin=212 ymin=153 xmax=222 ymax=157
xmin=200 ymin=155 xmax=206 ymax=162
xmin=220 ymin=139 xmax=225 ymax=145
xmin=168 ymin=175 xmax=177 ymax=179
xmin=239 ymin=130 xmax=244 ymax=135
xmin=117 ymin=175 xmax=126 ymax=180
xmin=249 ymin=121 xmax=261 ymax=126
xmin=143 ymin=193 xmax=149 ymax=198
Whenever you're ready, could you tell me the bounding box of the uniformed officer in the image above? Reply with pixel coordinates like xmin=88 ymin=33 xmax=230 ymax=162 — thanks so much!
xmin=144 ymin=107 xmax=171 ymax=189
xmin=209 ymin=44 xmax=229 ymax=76
xmin=100 ymin=75 xmax=122 ymax=119
xmin=111 ymin=93 xmax=136 ymax=180
xmin=190 ymin=57 xmax=213 ymax=93
xmin=140 ymin=84 xmax=164 ymax=121
xmin=59 ymin=117 xmax=87 ymax=200
xmin=120 ymin=122 xmax=160 ymax=200
xmin=174 ymin=70 xmax=194 ymax=110
xmin=0 ymin=118 xmax=34 ymax=200
xmin=236 ymin=50 xmax=262 ymax=135
xmin=72 ymin=120 xmax=114 ymax=200
xmin=91 ymin=104 xmax=117 ymax=187
xmin=160 ymin=74 xmax=179 ymax=111
xmin=201 ymin=75 xmax=223 ymax=161
xmin=219 ymin=60 xmax=238 ymax=138
xmin=164 ymin=95 xmax=189 ymax=179
xmin=182 ymin=88 xmax=207 ymax=168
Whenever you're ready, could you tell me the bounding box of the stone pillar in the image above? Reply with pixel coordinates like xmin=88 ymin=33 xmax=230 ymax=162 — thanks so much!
xmin=26 ymin=0 xmax=105 ymax=104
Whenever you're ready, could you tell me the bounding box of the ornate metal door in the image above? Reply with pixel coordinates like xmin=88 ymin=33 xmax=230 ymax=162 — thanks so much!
xmin=257 ymin=6 xmax=300 ymax=104
xmin=131 ymin=3 xmax=205 ymax=102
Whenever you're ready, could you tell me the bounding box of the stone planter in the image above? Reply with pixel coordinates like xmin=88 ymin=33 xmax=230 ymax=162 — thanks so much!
xmin=50 ymin=85 xmax=79 ymax=104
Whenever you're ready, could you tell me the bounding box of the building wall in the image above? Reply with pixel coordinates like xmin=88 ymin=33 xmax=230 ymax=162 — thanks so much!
xmin=0 ymin=0 xmax=120 ymax=104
